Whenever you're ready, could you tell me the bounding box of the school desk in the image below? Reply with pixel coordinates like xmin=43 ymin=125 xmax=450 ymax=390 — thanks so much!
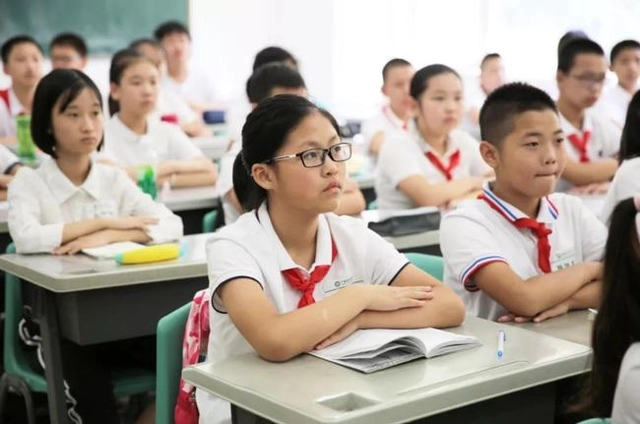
xmin=361 ymin=209 xmax=441 ymax=255
xmin=509 ymin=310 xmax=592 ymax=347
xmin=183 ymin=316 xmax=591 ymax=424
xmin=0 ymin=233 xmax=211 ymax=424
xmin=160 ymin=185 xmax=220 ymax=235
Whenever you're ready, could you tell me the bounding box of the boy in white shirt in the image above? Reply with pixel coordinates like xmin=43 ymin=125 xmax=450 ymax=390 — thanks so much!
xmin=49 ymin=32 xmax=88 ymax=71
xmin=555 ymin=38 xmax=621 ymax=193
xmin=596 ymin=39 xmax=640 ymax=128
xmin=360 ymin=58 xmax=414 ymax=155
xmin=441 ymin=82 xmax=605 ymax=322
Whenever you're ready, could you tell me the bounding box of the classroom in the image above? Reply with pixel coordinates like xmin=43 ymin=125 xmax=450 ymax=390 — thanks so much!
xmin=1 ymin=0 xmax=639 ymax=423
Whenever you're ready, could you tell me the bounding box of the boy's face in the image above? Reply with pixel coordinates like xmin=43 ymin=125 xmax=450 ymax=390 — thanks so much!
xmin=2 ymin=42 xmax=43 ymax=87
xmin=481 ymin=109 xmax=566 ymax=199
xmin=611 ymin=48 xmax=640 ymax=90
xmin=160 ymin=32 xmax=190 ymax=63
xmin=557 ymin=53 xmax=607 ymax=108
xmin=51 ymin=45 xmax=86 ymax=70
xmin=480 ymin=57 xmax=505 ymax=94
xmin=382 ymin=65 xmax=414 ymax=116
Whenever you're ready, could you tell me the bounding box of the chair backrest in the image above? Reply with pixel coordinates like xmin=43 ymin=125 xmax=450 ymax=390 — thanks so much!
xmin=156 ymin=302 xmax=192 ymax=424
xmin=404 ymin=252 xmax=444 ymax=281
xmin=367 ymin=199 xmax=378 ymax=210
xmin=576 ymin=419 xmax=612 ymax=424
xmin=202 ymin=210 xmax=218 ymax=233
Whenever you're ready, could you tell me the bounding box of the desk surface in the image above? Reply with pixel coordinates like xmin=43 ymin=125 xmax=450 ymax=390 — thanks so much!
xmin=160 ymin=185 xmax=220 ymax=212
xmin=0 ymin=233 xmax=210 ymax=293
xmin=511 ymin=310 xmax=593 ymax=347
xmin=184 ymin=316 xmax=590 ymax=424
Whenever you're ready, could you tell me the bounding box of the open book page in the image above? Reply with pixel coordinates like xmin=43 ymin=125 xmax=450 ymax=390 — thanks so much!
xmin=82 ymin=242 xmax=145 ymax=259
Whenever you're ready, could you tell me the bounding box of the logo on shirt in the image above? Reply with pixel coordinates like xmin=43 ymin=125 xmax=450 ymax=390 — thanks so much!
xmin=323 ymin=277 xmax=363 ymax=293
xmin=552 ymin=251 xmax=576 ymax=271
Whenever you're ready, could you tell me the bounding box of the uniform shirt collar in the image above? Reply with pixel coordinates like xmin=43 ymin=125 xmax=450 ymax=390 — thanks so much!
xmin=559 ymin=110 xmax=593 ymax=136
xmin=481 ymin=182 xmax=559 ymax=225
xmin=408 ymin=119 xmax=458 ymax=158
xmin=41 ymin=157 xmax=102 ymax=204
xmin=8 ymin=88 xmax=25 ymax=116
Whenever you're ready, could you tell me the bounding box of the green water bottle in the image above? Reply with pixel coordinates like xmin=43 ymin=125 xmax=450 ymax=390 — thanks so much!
xmin=16 ymin=115 xmax=37 ymax=163
xmin=137 ymin=164 xmax=158 ymax=200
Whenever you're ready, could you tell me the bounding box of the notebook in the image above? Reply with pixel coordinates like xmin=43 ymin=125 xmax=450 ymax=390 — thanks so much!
xmin=82 ymin=242 xmax=145 ymax=259
xmin=309 ymin=327 xmax=481 ymax=373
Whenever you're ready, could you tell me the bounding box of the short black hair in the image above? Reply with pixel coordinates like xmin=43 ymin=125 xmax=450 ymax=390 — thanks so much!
xmin=557 ymin=38 xmax=605 ymax=73
xmin=382 ymin=58 xmax=412 ymax=82
xmin=1 ymin=35 xmax=43 ymax=64
xmin=610 ymin=39 xmax=640 ymax=64
xmin=31 ymin=69 xmax=104 ymax=158
xmin=49 ymin=32 xmax=88 ymax=58
xmin=558 ymin=30 xmax=589 ymax=55
xmin=129 ymin=38 xmax=161 ymax=51
xmin=246 ymin=63 xmax=306 ymax=104
xmin=153 ymin=21 xmax=190 ymax=41
xmin=410 ymin=64 xmax=460 ymax=100
xmin=480 ymin=53 xmax=501 ymax=69
xmin=252 ymin=46 xmax=297 ymax=71
xmin=480 ymin=82 xmax=558 ymax=147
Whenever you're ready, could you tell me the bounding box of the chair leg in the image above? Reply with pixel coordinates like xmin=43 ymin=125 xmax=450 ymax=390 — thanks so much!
xmin=0 ymin=374 xmax=9 ymax=419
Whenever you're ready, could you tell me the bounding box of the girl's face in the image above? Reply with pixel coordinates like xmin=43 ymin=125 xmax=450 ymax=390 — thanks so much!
xmin=51 ymin=88 xmax=103 ymax=158
xmin=414 ymin=72 xmax=463 ymax=137
xmin=258 ymin=111 xmax=346 ymax=215
xmin=110 ymin=60 xmax=159 ymax=116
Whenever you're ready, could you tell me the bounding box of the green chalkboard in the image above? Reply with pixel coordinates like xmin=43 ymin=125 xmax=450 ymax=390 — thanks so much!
xmin=0 ymin=0 xmax=188 ymax=55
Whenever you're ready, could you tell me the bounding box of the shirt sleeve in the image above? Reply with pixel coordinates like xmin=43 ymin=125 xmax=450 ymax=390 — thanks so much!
xmin=166 ymin=125 xmax=207 ymax=160
xmin=362 ymin=228 xmax=410 ymax=285
xmin=115 ymin=169 xmax=184 ymax=243
xmin=207 ymin=238 xmax=264 ymax=313
xmin=7 ymin=168 xmax=64 ymax=253
xmin=377 ymin=136 xmax=424 ymax=188
xmin=574 ymin=197 xmax=607 ymax=261
xmin=612 ymin=345 xmax=640 ymax=424
xmin=0 ymin=101 xmax=14 ymax=138
xmin=440 ymin=210 xmax=507 ymax=291
xmin=0 ymin=144 xmax=19 ymax=173
xmin=599 ymin=115 xmax=622 ymax=157
xmin=599 ymin=160 xmax=640 ymax=223
xmin=460 ymin=132 xmax=491 ymax=176
xmin=217 ymin=142 xmax=240 ymax=197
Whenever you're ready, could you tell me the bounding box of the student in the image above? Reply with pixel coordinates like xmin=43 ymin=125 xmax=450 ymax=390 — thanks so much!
xmin=220 ymin=63 xmax=365 ymax=225
xmin=101 ymin=49 xmax=217 ymax=188
xmin=555 ymin=38 xmax=621 ymax=193
xmin=49 ymin=32 xmax=88 ymax=70
xmin=0 ymin=35 xmax=44 ymax=145
xmin=573 ymin=197 xmax=640 ymax=422
xmin=601 ymin=90 xmax=640 ymax=223
xmin=360 ymin=59 xmax=414 ymax=156
xmin=596 ymin=39 xmax=640 ymax=128
xmin=463 ymin=53 xmax=506 ymax=138
xmin=0 ymin=147 xmax=21 ymax=200
xmin=252 ymin=46 xmax=298 ymax=71
xmin=375 ymin=64 xmax=491 ymax=210
xmin=7 ymin=69 xmax=182 ymax=423
xmin=129 ymin=38 xmax=208 ymax=137
xmin=153 ymin=20 xmax=220 ymax=113
xmin=440 ymin=82 xmax=606 ymax=322
xmin=197 ymin=94 xmax=465 ymax=422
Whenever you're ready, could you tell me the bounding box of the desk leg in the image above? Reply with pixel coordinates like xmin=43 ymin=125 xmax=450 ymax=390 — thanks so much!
xmin=39 ymin=289 xmax=69 ymax=424
xmin=231 ymin=404 xmax=273 ymax=424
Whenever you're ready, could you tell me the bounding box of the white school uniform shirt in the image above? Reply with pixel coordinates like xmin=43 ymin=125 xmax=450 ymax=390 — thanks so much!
xmin=600 ymin=157 xmax=640 ymax=223
xmin=612 ymin=342 xmax=640 ymax=423
xmin=162 ymin=67 xmax=217 ymax=108
xmin=595 ymin=83 xmax=633 ymax=129
xmin=360 ymin=106 xmax=408 ymax=153
xmin=151 ymin=89 xmax=198 ymax=124
xmin=7 ymin=157 xmax=183 ymax=254
xmin=0 ymin=144 xmax=20 ymax=174
xmin=0 ymin=88 xmax=25 ymax=137
xmin=440 ymin=184 xmax=606 ymax=321
xmin=217 ymin=140 xmax=242 ymax=225
xmin=101 ymin=114 xmax=205 ymax=167
xmin=556 ymin=110 xmax=621 ymax=192
xmin=375 ymin=121 xmax=490 ymax=210
xmin=196 ymin=202 xmax=410 ymax=424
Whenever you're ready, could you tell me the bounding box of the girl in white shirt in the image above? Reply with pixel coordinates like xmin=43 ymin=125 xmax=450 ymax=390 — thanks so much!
xmin=8 ymin=69 xmax=181 ymax=424
xmin=376 ymin=64 xmax=492 ymax=210
xmin=102 ymin=49 xmax=216 ymax=188
xmin=197 ymin=95 xmax=465 ymax=422
xmin=574 ymin=196 xmax=640 ymax=422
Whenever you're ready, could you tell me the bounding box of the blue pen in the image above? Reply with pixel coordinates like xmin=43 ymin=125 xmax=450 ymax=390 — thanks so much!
xmin=497 ymin=330 xmax=506 ymax=359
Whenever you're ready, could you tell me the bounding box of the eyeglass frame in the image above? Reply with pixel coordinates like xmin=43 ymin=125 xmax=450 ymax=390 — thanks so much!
xmin=263 ymin=142 xmax=352 ymax=168
xmin=568 ymin=73 xmax=606 ymax=88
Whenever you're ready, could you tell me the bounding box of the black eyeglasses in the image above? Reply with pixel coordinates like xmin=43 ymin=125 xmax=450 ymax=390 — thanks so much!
xmin=264 ymin=142 xmax=352 ymax=168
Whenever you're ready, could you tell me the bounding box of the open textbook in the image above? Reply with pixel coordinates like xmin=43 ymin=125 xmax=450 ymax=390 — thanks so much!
xmin=309 ymin=327 xmax=481 ymax=373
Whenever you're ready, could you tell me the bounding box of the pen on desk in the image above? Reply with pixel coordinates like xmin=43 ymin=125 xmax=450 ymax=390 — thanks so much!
xmin=497 ymin=330 xmax=506 ymax=359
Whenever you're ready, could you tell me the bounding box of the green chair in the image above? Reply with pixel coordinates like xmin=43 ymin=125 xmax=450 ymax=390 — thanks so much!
xmin=156 ymin=302 xmax=191 ymax=424
xmin=202 ymin=210 xmax=219 ymax=233
xmin=0 ymin=243 xmax=156 ymax=424
xmin=405 ymin=252 xmax=444 ymax=281
xmin=367 ymin=199 xmax=378 ymax=210
xmin=576 ymin=419 xmax=611 ymax=424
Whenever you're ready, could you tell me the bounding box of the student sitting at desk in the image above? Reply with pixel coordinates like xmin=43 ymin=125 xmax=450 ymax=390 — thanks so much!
xmin=101 ymin=49 xmax=217 ymax=188
xmin=220 ymin=63 xmax=365 ymax=224
xmin=601 ymin=90 xmax=640 ymax=223
xmin=7 ymin=69 xmax=182 ymax=423
xmin=555 ymin=38 xmax=621 ymax=193
xmin=0 ymin=35 xmax=44 ymax=146
xmin=360 ymin=58 xmax=414 ymax=155
xmin=574 ymin=196 xmax=640 ymax=422
xmin=375 ymin=64 xmax=492 ymax=210
xmin=198 ymin=95 xmax=464 ymax=422
xmin=49 ymin=32 xmax=88 ymax=71
xmin=440 ymin=82 xmax=606 ymax=322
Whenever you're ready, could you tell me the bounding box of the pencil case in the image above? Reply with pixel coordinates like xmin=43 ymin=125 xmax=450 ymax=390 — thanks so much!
xmin=115 ymin=243 xmax=181 ymax=265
